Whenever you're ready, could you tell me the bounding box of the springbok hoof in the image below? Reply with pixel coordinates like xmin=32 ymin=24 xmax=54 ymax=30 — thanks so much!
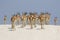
xmin=31 ymin=27 xmax=33 ymax=29
xmin=34 ymin=26 xmax=36 ymax=28
xmin=41 ymin=27 xmax=44 ymax=29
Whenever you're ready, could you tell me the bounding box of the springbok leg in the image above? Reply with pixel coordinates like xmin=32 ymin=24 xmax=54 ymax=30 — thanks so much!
xmin=40 ymin=21 xmax=44 ymax=29
xmin=33 ymin=20 xmax=36 ymax=28
xmin=4 ymin=20 xmax=6 ymax=24
xmin=30 ymin=21 xmax=33 ymax=29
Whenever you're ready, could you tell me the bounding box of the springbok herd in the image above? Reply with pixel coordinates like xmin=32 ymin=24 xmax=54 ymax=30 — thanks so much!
xmin=3 ymin=12 xmax=58 ymax=30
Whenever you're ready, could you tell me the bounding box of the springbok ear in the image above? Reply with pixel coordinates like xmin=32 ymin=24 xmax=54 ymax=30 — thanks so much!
xmin=17 ymin=12 xmax=20 ymax=15
xmin=55 ymin=17 xmax=57 ymax=18
xmin=49 ymin=13 xmax=51 ymax=15
xmin=25 ymin=12 xmax=27 ymax=15
xmin=4 ymin=16 xmax=7 ymax=17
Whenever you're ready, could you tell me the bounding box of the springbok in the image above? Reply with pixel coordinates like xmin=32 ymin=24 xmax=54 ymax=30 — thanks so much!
xmin=11 ymin=15 xmax=17 ymax=30
xmin=54 ymin=17 xmax=58 ymax=25
xmin=38 ymin=12 xmax=45 ymax=29
xmin=4 ymin=16 xmax=7 ymax=24
xmin=16 ymin=13 xmax=21 ymax=25
xmin=45 ymin=12 xmax=51 ymax=25
xmin=27 ymin=12 xmax=37 ymax=29
xmin=21 ymin=12 xmax=27 ymax=28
